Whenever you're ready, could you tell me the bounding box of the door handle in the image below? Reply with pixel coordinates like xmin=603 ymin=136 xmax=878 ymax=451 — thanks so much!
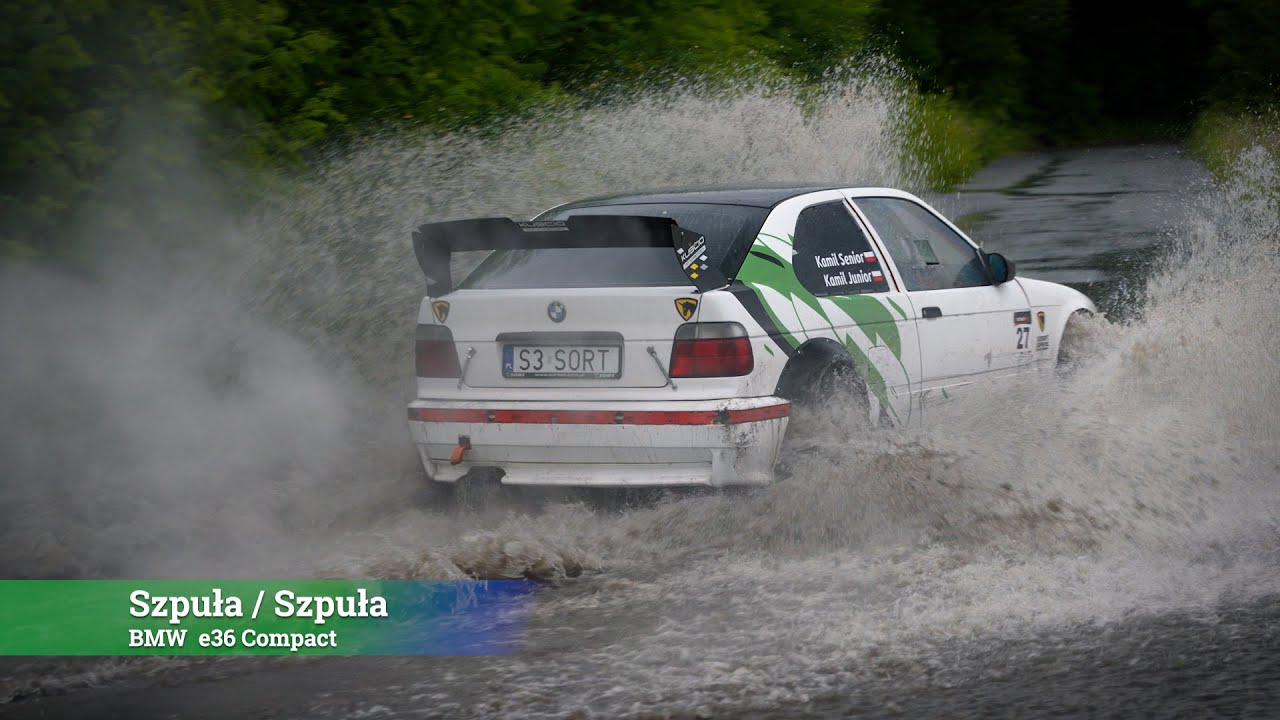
xmin=921 ymin=306 xmax=942 ymax=319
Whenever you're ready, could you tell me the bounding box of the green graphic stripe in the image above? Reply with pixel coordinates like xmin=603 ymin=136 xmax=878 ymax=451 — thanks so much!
xmin=739 ymin=234 xmax=903 ymax=360
xmin=885 ymin=296 xmax=907 ymax=321
xmin=736 ymin=233 xmax=908 ymax=420
xmin=839 ymin=333 xmax=895 ymax=420
xmin=827 ymin=294 xmax=902 ymax=359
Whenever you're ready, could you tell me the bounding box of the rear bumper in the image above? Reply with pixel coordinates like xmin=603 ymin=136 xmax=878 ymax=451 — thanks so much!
xmin=406 ymin=397 xmax=789 ymax=487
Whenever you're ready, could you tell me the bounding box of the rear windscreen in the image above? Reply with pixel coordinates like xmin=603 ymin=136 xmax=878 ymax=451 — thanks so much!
xmin=459 ymin=203 xmax=767 ymax=289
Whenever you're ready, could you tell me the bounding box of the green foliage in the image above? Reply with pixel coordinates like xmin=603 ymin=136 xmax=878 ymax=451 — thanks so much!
xmin=3 ymin=0 xmax=895 ymax=257
xmin=172 ymin=0 xmax=345 ymax=163
xmin=1198 ymin=0 xmax=1280 ymax=105
xmin=873 ymin=1 xmax=1071 ymax=127
xmin=547 ymin=0 xmax=773 ymax=89
xmin=1188 ymin=106 xmax=1280 ymax=180
xmin=289 ymin=1 xmax=577 ymax=127
xmin=4 ymin=0 xmax=1280 ymax=257
xmin=1 ymin=1 xmax=131 ymax=254
xmin=904 ymin=94 xmax=1033 ymax=190
xmin=755 ymin=0 xmax=880 ymax=80
xmin=873 ymin=0 xmax=1219 ymax=141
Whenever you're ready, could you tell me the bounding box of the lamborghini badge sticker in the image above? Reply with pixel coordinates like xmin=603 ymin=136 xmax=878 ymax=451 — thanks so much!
xmin=675 ymin=297 xmax=699 ymax=321
xmin=1037 ymin=311 xmax=1047 ymax=332
xmin=432 ymin=300 xmax=450 ymax=323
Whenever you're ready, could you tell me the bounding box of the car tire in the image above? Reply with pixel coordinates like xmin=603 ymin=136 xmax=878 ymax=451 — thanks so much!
xmin=1057 ymin=310 xmax=1094 ymax=372
xmin=802 ymin=361 xmax=871 ymax=424
xmin=776 ymin=358 xmax=873 ymax=480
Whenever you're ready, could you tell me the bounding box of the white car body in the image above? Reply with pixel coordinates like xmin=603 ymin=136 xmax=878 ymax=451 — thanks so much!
xmin=407 ymin=187 xmax=1095 ymax=488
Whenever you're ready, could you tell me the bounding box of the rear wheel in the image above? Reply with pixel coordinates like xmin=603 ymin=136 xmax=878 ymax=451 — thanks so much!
xmin=803 ymin=361 xmax=870 ymax=424
xmin=776 ymin=359 xmax=873 ymax=480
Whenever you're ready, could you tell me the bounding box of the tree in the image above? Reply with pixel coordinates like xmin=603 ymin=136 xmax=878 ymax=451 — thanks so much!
xmin=1199 ymin=0 xmax=1280 ymax=104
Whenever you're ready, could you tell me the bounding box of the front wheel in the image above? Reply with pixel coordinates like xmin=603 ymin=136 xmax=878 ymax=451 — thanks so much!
xmin=1057 ymin=310 xmax=1095 ymax=372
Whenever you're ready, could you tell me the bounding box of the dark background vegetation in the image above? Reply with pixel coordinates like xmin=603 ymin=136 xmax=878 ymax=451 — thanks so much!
xmin=3 ymin=0 xmax=1277 ymax=257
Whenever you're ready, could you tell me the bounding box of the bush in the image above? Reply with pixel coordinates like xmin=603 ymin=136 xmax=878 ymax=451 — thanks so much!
xmin=903 ymin=93 xmax=1033 ymax=190
xmin=1188 ymin=106 xmax=1280 ymax=181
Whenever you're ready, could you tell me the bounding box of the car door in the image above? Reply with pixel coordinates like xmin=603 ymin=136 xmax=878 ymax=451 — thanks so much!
xmin=849 ymin=195 xmax=1031 ymax=401
xmin=746 ymin=194 xmax=921 ymax=425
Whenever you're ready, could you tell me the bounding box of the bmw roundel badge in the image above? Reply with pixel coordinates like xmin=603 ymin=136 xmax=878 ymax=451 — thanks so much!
xmin=547 ymin=301 xmax=566 ymax=323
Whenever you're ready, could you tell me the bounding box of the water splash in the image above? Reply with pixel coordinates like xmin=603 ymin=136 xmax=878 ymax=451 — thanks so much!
xmin=332 ymin=143 xmax=1279 ymax=717
xmin=3 ymin=65 xmax=1278 ymax=715
xmin=249 ymin=69 xmax=919 ymax=391
xmin=0 ymin=67 xmax=919 ymax=580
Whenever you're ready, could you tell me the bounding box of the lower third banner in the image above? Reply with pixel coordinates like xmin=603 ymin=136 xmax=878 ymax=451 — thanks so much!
xmin=0 ymin=580 xmax=537 ymax=656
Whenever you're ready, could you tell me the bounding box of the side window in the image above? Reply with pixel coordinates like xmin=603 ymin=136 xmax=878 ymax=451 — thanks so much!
xmin=854 ymin=198 xmax=990 ymax=291
xmin=792 ymin=201 xmax=889 ymax=296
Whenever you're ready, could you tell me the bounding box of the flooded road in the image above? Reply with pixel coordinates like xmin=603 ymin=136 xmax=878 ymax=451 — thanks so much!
xmin=939 ymin=144 xmax=1213 ymax=314
xmin=5 ymin=139 xmax=1278 ymax=719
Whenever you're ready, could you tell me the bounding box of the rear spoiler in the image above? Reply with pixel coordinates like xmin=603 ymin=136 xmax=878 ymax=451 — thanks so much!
xmin=411 ymin=216 xmax=726 ymax=295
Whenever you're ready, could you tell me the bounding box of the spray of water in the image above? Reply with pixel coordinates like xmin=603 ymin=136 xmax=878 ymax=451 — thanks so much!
xmin=308 ymin=120 xmax=1279 ymax=718
xmin=249 ymin=66 xmax=919 ymax=391
xmin=359 ymin=146 xmax=1274 ymax=719
xmin=2 ymin=64 xmax=1277 ymax=713
xmin=0 ymin=67 xmax=918 ymax=580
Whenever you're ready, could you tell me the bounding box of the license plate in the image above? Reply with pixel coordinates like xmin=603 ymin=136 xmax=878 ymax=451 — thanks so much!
xmin=503 ymin=345 xmax=621 ymax=379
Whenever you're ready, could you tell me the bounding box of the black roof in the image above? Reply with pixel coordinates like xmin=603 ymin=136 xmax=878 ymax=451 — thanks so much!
xmin=552 ymin=185 xmax=842 ymax=211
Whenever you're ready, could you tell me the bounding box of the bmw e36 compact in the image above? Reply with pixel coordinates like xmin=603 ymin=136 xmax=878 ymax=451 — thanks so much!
xmin=407 ymin=187 xmax=1096 ymax=490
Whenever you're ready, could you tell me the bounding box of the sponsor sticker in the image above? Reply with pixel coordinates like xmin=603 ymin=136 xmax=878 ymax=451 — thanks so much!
xmin=677 ymin=236 xmax=710 ymax=280
xmin=814 ymin=250 xmax=875 ymax=269
xmin=431 ymin=300 xmax=450 ymax=323
xmin=811 ymin=250 xmax=888 ymax=291
xmin=674 ymin=297 xmax=699 ymax=321
xmin=1013 ymin=310 xmax=1032 ymax=326
xmin=1037 ymin=311 xmax=1047 ymax=332
xmin=678 ymin=237 xmax=707 ymax=267
xmin=516 ymin=220 xmax=568 ymax=231
xmin=1036 ymin=334 xmax=1051 ymax=352
xmin=823 ymin=269 xmax=884 ymax=288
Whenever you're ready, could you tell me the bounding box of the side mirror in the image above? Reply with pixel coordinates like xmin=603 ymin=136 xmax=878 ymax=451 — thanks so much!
xmin=986 ymin=252 xmax=1016 ymax=284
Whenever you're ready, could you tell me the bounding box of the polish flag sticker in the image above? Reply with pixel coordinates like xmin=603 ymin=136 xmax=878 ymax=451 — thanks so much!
xmin=871 ymin=270 xmax=884 ymax=282
xmin=863 ymin=251 xmax=877 ymax=263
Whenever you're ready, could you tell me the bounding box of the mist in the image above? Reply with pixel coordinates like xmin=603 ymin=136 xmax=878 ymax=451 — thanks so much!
xmin=0 ymin=117 xmax=424 ymax=578
xmin=3 ymin=65 xmax=1275 ymax=629
xmin=0 ymin=70 xmax=923 ymax=579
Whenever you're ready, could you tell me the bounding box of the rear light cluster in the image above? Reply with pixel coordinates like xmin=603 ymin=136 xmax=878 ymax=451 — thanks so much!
xmin=669 ymin=322 xmax=753 ymax=378
xmin=416 ymin=324 xmax=461 ymax=378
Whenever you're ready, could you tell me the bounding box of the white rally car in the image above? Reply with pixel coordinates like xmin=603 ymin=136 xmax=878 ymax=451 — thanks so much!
xmin=407 ymin=187 xmax=1095 ymax=490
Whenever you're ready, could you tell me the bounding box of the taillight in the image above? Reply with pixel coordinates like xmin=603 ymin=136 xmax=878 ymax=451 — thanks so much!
xmin=415 ymin=324 xmax=461 ymax=378
xmin=669 ymin=322 xmax=753 ymax=378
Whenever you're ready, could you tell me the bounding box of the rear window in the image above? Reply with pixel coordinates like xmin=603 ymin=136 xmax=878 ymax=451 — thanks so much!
xmin=459 ymin=203 xmax=767 ymax=289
